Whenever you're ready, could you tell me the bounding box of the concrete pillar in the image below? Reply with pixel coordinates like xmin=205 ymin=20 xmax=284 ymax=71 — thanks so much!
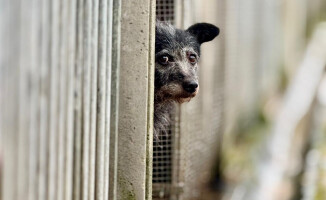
xmin=117 ymin=0 xmax=155 ymax=199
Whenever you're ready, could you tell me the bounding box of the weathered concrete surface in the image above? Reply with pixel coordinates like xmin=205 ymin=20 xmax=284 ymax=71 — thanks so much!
xmin=117 ymin=0 xmax=155 ymax=199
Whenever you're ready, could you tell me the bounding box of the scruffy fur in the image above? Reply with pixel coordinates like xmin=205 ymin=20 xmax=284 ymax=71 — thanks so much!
xmin=154 ymin=21 xmax=219 ymax=137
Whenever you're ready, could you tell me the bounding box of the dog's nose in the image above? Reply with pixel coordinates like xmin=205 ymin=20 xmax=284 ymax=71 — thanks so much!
xmin=183 ymin=81 xmax=198 ymax=93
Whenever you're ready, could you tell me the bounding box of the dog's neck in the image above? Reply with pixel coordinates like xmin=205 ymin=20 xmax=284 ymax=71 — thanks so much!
xmin=153 ymin=95 xmax=175 ymax=137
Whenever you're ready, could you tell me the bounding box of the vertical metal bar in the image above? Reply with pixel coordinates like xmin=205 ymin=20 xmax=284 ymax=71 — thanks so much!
xmin=95 ymin=0 xmax=108 ymax=198
xmin=38 ymin=0 xmax=51 ymax=199
xmin=0 ymin=0 xmax=4 ymax=198
xmin=28 ymin=0 xmax=41 ymax=198
xmin=73 ymin=0 xmax=84 ymax=199
xmin=57 ymin=0 xmax=69 ymax=198
xmin=146 ymin=0 xmax=156 ymax=198
xmin=88 ymin=0 xmax=99 ymax=198
xmin=104 ymin=0 xmax=113 ymax=199
xmin=48 ymin=0 xmax=60 ymax=199
xmin=109 ymin=0 xmax=121 ymax=199
xmin=64 ymin=0 xmax=77 ymax=198
xmin=17 ymin=0 xmax=33 ymax=198
xmin=81 ymin=0 xmax=92 ymax=199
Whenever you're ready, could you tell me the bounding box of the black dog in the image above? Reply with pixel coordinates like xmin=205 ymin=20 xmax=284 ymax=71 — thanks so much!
xmin=154 ymin=21 xmax=219 ymax=136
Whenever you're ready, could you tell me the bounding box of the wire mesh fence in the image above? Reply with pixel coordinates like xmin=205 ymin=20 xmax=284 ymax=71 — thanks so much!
xmin=153 ymin=1 xmax=176 ymax=199
xmin=156 ymin=0 xmax=175 ymax=23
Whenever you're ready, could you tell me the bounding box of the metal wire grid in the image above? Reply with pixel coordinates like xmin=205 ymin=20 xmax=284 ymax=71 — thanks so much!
xmin=153 ymin=133 xmax=173 ymax=184
xmin=153 ymin=1 xmax=176 ymax=198
xmin=174 ymin=1 xmax=226 ymax=198
xmin=156 ymin=0 xmax=175 ymax=23
xmin=152 ymin=131 xmax=173 ymax=199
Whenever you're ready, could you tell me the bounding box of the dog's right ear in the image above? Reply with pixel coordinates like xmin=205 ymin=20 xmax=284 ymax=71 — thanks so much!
xmin=187 ymin=23 xmax=219 ymax=44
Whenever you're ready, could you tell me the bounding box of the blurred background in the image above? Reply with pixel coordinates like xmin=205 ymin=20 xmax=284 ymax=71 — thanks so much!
xmin=1 ymin=0 xmax=326 ymax=200
xmin=177 ymin=0 xmax=326 ymax=200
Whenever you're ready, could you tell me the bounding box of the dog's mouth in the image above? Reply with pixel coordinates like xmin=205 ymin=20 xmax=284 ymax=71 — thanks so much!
xmin=175 ymin=87 xmax=199 ymax=103
xmin=155 ymin=84 xmax=199 ymax=103
xmin=176 ymin=96 xmax=193 ymax=103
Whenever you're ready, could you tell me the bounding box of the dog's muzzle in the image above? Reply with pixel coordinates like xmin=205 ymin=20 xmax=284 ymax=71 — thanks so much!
xmin=183 ymin=81 xmax=198 ymax=94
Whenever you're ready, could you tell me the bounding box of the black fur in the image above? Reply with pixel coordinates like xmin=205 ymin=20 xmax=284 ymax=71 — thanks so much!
xmin=187 ymin=23 xmax=220 ymax=44
xmin=154 ymin=21 xmax=219 ymax=137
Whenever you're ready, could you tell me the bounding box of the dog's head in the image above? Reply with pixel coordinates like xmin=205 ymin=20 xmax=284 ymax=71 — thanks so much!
xmin=155 ymin=21 xmax=219 ymax=103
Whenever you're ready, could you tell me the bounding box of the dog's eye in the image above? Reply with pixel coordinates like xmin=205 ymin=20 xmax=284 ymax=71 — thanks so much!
xmin=188 ymin=54 xmax=197 ymax=64
xmin=158 ymin=55 xmax=169 ymax=65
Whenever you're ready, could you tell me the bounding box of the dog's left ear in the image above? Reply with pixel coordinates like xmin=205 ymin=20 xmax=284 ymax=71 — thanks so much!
xmin=187 ymin=23 xmax=219 ymax=44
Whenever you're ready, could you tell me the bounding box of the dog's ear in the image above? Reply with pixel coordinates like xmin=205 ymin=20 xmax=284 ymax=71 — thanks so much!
xmin=187 ymin=23 xmax=219 ymax=44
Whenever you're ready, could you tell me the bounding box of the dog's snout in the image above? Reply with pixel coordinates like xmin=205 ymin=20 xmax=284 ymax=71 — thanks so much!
xmin=183 ymin=81 xmax=198 ymax=93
